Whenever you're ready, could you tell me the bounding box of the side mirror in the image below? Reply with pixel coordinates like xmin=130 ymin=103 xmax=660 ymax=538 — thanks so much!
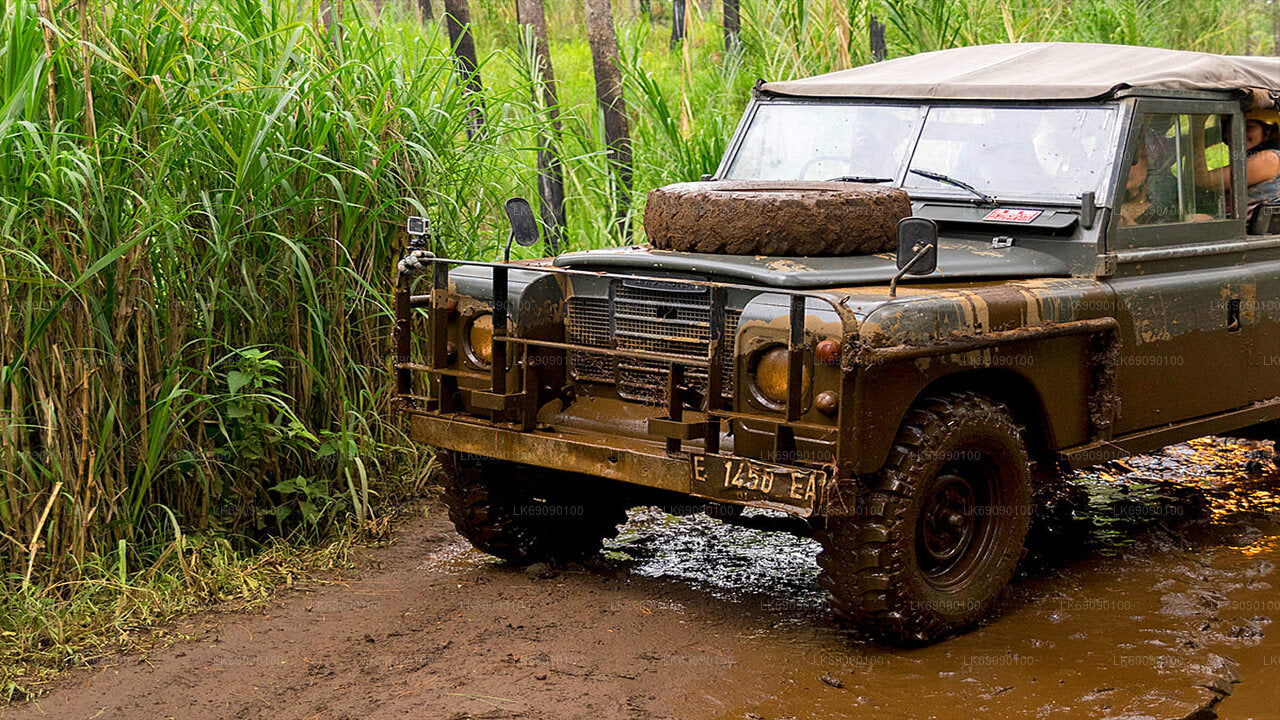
xmin=890 ymin=217 xmax=939 ymax=296
xmin=896 ymin=217 xmax=939 ymax=274
xmin=503 ymin=197 xmax=539 ymax=261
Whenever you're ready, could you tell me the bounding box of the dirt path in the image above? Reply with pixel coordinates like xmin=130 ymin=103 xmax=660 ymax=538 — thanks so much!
xmin=6 ymin=438 xmax=1280 ymax=720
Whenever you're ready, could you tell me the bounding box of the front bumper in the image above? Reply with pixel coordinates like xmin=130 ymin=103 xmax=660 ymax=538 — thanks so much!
xmin=410 ymin=411 xmax=825 ymax=516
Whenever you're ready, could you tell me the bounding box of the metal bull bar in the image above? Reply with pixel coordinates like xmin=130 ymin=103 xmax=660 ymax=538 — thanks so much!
xmin=392 ymin=257 xmax=857 ymax=461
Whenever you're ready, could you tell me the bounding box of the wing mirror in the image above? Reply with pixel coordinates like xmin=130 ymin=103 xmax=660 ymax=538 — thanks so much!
xmin=503 ymin=197 xmax=540 ymax=261
xmin=890 ymin=217 xmax=939 ymax=297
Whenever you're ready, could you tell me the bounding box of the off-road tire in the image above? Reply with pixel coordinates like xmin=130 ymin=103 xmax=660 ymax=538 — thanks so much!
xmin=815 ymin=391 xmax=1033 ymax=645
xmin=439 ymin=450 xmax=628 ymax=565
xmin=643 ymin=181 xmax=911 ymax=256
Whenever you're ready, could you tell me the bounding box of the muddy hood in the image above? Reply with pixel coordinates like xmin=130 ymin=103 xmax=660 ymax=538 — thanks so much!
xmin=553 ymin=239 xmax=1070 ymax=289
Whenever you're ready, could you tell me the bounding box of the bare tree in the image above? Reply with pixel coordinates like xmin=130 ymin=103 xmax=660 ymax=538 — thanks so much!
xmin=419 ymin=0 xmax=433 ymax=21
xmin=443 ymin=0 xmax=485 ymax=138
xmin=670 ymin=0 xmax=685 ymax=47
xmin=584 ymin=0 xmax=634 ymax=236
xmin=723 ymin=0 xmax=740 ymax=50
xmin=870 ymin=13 xmax=887 ymax=62
xmin=1274 ymin=2 xmax=1280 ymax=56
xmin=320 ymin=0 xmax=341 ymax=37
xmin=517 ymin=0 xmax=567 ymax=250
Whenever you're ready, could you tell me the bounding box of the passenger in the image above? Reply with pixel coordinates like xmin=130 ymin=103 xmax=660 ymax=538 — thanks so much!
xmin=1194 ymin=110 xmax=1280 ymax=218
xmin=1118 ymin=141 xmax=1152 ymax=226
xmin=1119 ymin=126 xmax=1176 ymax=226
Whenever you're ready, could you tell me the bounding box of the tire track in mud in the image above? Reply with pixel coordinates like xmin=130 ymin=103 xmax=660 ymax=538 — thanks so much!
xmin=4 ymin=438 xmax=1280 ymax=720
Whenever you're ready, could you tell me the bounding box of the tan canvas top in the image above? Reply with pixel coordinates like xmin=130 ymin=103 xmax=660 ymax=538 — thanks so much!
xmin=760 ymin=43 xmax=1280 ymax=101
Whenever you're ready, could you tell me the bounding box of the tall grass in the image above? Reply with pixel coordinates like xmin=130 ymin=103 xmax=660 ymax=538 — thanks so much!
xmin=0 ymin=0 xmax=528 ymax=587
xmin=0 ymin=0 xmax=1271 ymax=691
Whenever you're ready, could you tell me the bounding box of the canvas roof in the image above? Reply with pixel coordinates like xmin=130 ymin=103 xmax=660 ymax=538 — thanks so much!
xmin=760 ymin=43 xmax=1280 ymax=101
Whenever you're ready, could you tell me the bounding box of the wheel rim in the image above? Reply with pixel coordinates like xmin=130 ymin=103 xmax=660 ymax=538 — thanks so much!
xmin=916 ymin=460 xmax=998 ymax=591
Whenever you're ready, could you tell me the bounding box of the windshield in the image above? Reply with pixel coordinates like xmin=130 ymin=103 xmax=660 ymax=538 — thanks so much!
xmin=724 ymin=102 xmax=1120 ymax=202
xmin=724 ymin=103 xmax=922 ymax=182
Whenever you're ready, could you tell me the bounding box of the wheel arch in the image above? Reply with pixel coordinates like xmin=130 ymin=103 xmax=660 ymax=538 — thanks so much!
xmin=851 ymin=368 xmax=1059 ymax=477
xmin=915 ymin=369 xmax=1055 ymax=467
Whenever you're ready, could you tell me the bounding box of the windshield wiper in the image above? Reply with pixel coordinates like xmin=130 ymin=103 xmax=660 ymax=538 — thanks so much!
xmin=909 ymin=168 xmax=996 ymax=204
xmin=826 ymin=175 xmax=894 ymax=183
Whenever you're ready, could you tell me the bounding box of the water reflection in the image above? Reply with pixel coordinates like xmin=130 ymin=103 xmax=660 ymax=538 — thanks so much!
xmin=603 ymin=437 xmax=1280 ymax=720
xmin=609 ymin=436 xmax=1280 ymax=614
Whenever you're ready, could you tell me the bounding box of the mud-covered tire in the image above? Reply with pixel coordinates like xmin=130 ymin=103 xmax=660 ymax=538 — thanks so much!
xmin=815 ymin=392 xmax=1033 ymax=645
xmin=643 ymin=181 xmax=911 ymax=256
xmin=438 ymin=451 xmax=629 ymax=565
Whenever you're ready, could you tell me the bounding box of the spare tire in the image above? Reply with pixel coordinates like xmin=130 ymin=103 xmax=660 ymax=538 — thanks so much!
xmin=644 ymin=180 xmax=911 ymax=256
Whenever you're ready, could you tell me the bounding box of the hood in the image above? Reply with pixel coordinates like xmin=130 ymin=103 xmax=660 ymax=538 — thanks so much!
xmin=552 ymin=239 xmax=1071 ymax=289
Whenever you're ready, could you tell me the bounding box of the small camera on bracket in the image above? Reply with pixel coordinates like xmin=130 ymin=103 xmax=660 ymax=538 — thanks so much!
xmin=406 ymin=216 xmax=428 ymax=237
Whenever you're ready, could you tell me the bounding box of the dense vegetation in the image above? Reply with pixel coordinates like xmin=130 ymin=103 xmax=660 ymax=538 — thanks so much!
xmin=0 ymin=0 xmax=1268 ymax=696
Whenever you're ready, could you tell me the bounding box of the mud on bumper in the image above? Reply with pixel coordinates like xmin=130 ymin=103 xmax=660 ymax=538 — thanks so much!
xmin=410 ymin=411 xmax=828 ymax=517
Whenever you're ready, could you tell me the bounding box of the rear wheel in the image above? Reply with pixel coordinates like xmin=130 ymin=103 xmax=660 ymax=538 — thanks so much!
xmin=816 ymin=391 xmax=1033 ymax=645
xmin=438 ymin=450 xmax=629 ymax=564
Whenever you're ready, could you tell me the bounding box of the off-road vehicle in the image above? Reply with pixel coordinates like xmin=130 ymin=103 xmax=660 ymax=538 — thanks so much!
xmin=392 ymin=43 xmax=1280 ymax=644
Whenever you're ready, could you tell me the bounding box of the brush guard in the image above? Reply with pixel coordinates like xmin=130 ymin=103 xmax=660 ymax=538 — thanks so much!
xmin=393 ymin=257 xmax=857 ymax=514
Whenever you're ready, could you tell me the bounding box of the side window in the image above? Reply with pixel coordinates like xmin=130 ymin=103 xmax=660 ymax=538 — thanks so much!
xmin=1119 ymin=113 xmax=1233 ymax=227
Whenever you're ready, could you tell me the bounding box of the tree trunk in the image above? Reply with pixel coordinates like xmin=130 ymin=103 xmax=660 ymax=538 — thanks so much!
xmin=723 ymin=0 xmax=739 ymax=50
xmin=79 ymin=0 xmax=96 ymax=141
xmin=583 ymin=0 xmax=634 ymax=237
xmin=870 ymin=13 xmax=887 ymax=62
xmin=1273 ymin=5 xmax=1280 ymax=57
xmin=320 ymin=0 xmax=345 ymax=47
xmin=418 ymin=0 xmax=433 ymax=21
xmin=516 ymin=0 xmax=567 ymax=251
xmin=670 ymin=0 xmax=685 ymax=47
xmin=443 ymin=0 xmax=485 ymax=138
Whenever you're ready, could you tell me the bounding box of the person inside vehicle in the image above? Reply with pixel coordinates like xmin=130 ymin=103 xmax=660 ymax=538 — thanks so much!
xmin=1118 ymin=139 xmax=1152 ymax=226
xmin=1194 ymin=109 xmax=1280 ymax=218
xmin=1120 ymin=123 xmax=1179 ymax=226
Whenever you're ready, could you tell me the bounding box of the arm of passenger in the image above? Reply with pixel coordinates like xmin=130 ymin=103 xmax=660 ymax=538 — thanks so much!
xmin=1192 ymin=116 xmax=1229 ymax=187
xmin=1245 ymin=150 xmax=1280 ymax=187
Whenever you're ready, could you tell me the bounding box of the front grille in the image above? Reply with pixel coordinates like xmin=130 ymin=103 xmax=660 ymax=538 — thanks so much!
xmin=566 ymin=284 xmax=738 ymax=405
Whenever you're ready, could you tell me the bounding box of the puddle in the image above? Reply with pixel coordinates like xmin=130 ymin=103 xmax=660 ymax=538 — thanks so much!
xmin=610 ymin=506 xmax=827 ymax=615
xmin=602 ymin=437 xmax=1280 ymax=720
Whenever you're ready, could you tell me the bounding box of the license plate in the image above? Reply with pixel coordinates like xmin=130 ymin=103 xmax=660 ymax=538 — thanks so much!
xmin=689 ymin=454 xmax=826 ymax=513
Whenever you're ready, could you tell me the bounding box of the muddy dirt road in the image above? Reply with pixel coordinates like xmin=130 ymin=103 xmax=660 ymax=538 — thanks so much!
xmin=7 ymin=437 xmax=1280 ymax=720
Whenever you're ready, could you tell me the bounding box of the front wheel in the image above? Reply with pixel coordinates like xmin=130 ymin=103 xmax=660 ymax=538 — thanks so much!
xmin=438 ymin=451 xmax=629 ymax=565
xmin=816 ymin=391 xmax=1033 ymax=645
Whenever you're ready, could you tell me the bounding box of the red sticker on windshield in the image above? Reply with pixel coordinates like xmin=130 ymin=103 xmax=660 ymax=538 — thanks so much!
xmin=983 ymin=208 xmax=1042 ymax=223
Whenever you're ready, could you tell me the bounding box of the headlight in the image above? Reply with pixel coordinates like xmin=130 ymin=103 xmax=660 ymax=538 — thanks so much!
xmin=466 ymin=313 xmax=493 ymax=366
xmin=750 ymin=344 xmax=811 ymax=407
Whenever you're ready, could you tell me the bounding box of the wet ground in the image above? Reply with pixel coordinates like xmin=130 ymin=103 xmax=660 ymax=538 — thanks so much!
xmin=7 ymin=437 xmax=1280 ymax=720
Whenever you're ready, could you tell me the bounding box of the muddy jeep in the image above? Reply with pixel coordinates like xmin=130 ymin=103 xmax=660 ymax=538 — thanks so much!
xmin=392 ymin=43 xmax=1280 ymax=644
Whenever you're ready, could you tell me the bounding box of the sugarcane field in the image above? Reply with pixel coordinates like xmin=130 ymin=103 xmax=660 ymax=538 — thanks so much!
xmin=8 ymin=1 xmax=1280 ymax=719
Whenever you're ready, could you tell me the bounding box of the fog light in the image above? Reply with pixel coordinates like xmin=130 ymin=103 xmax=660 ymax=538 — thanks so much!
xmin=467 ymin=313 xmax=493 ymax=366
xmin=752 ymin=345 xmax=811 ymax=407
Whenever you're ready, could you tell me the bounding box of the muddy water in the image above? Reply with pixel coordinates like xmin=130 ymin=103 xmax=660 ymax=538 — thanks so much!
xmin=609 ymin=437 xmax=1280 ymax=720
